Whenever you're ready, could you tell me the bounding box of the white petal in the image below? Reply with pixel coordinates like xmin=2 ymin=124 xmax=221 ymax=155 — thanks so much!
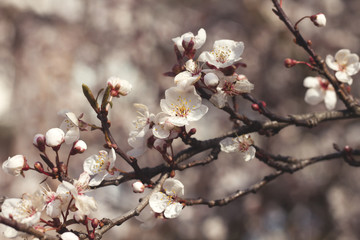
xmin=346 ymin=62 xmax=360 ymax=76
xmin=210 ymin=91 xmax=228 ymax=108
xmin=303 ymin=76 xmax=320 ymax=88
xmin=4 ymin=227 xmax=18 ymax=238
xmin=243 ymin=146 xmax=256 ymax=161
xmin=325 ymin=55 xmax=340 ymax=71
xmin=335 ymin=49 xmax=350 ymax=65
xmin=88 ymin=172 xmax=107 ymax=186
xmin=164 ymin=202 xmax=183 ymax=219
xmin=187 ymin=105 xmax=208 ymax=122
xmin=149 ymin=192 xmax=168 ymax=213
xmin=193 ymin=28 xmax=206 ymax=49
xmin=163 ymin=178 xmax=184 ymax=197
xmin=324 ymin=90 xmax=337 ymax=110
xmin=304 ymin=88 xmax=324 ymax=105
xmin=335 ymin=71 xmax=352 ymax=84
xmin=61 ymin=232 xmax=79 ymax=240
xmin=167 ymin=116 xmax=189 ymax=127
xmin=64 ymin=127 xmax=80 ymax=144
xmin=220 ymin=137 xmax=239 ymax=153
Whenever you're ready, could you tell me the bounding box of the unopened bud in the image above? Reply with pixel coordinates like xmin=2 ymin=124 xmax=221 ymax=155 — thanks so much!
xmin=33 ymin=134 xmax=46 ymax=152
xmin=251 ymin=104 xmax=260 ymax=111
xmin=170 ymin=170 xmax=176 ymax=178
xmin=310 ymin=13 xmax=326 ymax=27
xmin=34 ymin=162 xmax=44 ymax=172
xmin=344 ymin=145 xmax=352 ymax=153
xmin=188 ymin=128 xmax=197 ymax=136
xmin=204 ymin=72 xmax=219 ymax=87
xmin=45 ymin=128 xmax=65 ymax=148
xmin=307 ymin=40 xmax=312 ymax=46
xmin=70 ymin=140 xmax=87 ymax=155
xmin=260 ymin=101 xmax=267 ymax=108
xmin=2 ymin=155 xmax=27 ymax=176
xmin=91 ymin=218 xmax=99 ymax=228
xmin=132 ymin=181 xmax=145 ymax=193
xmin=284 ymin=58 xmax=297 ymax=68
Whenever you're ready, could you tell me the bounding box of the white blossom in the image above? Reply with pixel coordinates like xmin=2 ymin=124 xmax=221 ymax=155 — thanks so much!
xmin=304 ymin=76 xmax=337 ymax=110
xmin=2 ymin=155 xmax=26 ymax=176
xmin=152 ymin=112 xmax=175 ymax=139
xmin=198 ymin=39 xmax=244 ymax=68
xmin=160 ymin=85 xmax=208 ymax=127
xmin=45 ymin=128 xmax=65 ymax=147
xmin=172 ymin=28 xmax=206 ymax=53
xmin=60 ymin=112 xmax=80 ymax=144
xmin=210 ymin=73 xmax=254 ymax=108
xmin=127 ymin=104 xmax=155 ymax=157
xmin=220 ymin=135 xmax=256 ymax=161
xmin=83 ymin=148 xmax=116 ymax=186
xmin=326 ymin=49 xmax=360 ymax=85
xmin=1 ymin=193 xmax=44 ymax=238
xmin=149 ymin=178 xmax=184 ymax=219
xmin=107 ymin=76 xmax=132 ymax=97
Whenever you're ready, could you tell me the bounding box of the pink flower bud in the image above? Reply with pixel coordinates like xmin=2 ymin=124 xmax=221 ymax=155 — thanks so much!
xmin=132 ymin=181 xmax=145 ymax=193
xmin=310 ymin=13 xmax=326 ymax=27
xmin=107 ymin=77 xmax=132 ymax=97
xmin=33 ymin=133 xmax=46 ymax=152
xmin=70 ymin=140 xmax=87 ymax=155
xmin=45 ymin=128 xmax=65 ymax=148
xmin=2 ymin=155 xmax=26 ymax=176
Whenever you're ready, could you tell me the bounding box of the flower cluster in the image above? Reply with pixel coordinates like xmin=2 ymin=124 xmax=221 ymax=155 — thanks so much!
xmin=127 ymin=28 xmax=254 ymax=157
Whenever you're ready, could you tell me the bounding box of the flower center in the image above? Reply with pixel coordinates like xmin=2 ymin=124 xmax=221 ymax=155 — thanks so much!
xmin=318 ymin=78 xmax=329 ymax=90
xmin=171 ymin=96 xmax=193 ymax=117
xmin=222 ymin=81 xmax=236 ymax=95
xmin=212 ymin=45 xmax=231 ymax=63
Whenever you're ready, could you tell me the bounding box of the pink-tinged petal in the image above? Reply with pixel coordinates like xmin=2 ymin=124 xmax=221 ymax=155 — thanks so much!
xmin=149 ymin=192 xmax=168 ymax=213
xmin=163 ymin=178 xmax=184 ymax=197
xmin=325 ymin=55 xmax=340 ymax=71
xmin=324 ymin=90 xmax=337 ymax=110
xmin=335 ymin=71 xmax=352 ymax=84
xmin=303 ymin=76 xmax=320 ymax=88
xmin=164 ymin=202 xmax=183 ymax=219
xmin=304 ymin=88 xmax=324 ymax=105
xmin=335 ymin=49 xmax=351 ymax=65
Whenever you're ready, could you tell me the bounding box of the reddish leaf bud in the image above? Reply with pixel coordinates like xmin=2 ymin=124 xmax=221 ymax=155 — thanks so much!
xmin=284 ymin=58 xmax=297 ymax=68
xmin=34 ymin=162 xmax=44 ymax=172
xmin=251 ymin=104 xmax=260 ymax=111
xmin=188 ymin=128 xmax=197 ymax=136
xmin=260 ymin=101 xmax=267 ymax=108
xmin=91 ymin=218 xmax=99 ymax=229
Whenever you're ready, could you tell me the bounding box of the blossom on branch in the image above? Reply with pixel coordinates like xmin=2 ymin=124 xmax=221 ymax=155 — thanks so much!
xmin=174 ymin=59 xmax=202 ymax=88
xmin=2 ymin=155 xmax=27 ymax=176
xmin=303 ymin=76 xmax=337 ymax=110
xmin=198 ymin=39 xmax=244 ymax=68
xmin=107 ymin=76 xmax=132 ymax=97
xmin=1 ymin=192 xmax=44 ymax=238
xmin=326 ymin=49 xmax=360 ymax=85
xmin=160 ymin=85 xmax=208 ymax=127
xmin=310 ymin=13 xmax=326 ymax=27
xmin=220 ymin=135 xmax=256 ymax=161
xmin=172 ymin=28 xmax=206 ymax=54
xmin=60 ymin=112 xmax=80 ymax=144
xmin=45 ymin=128 xmax=65 ymax=148
xmin=209 ymin=73 xmax=254 ymax=108
xmin=83 ymin=148 xmax=117 ymax=186
xmin=149 ymin=178 xmax=184 ymax=219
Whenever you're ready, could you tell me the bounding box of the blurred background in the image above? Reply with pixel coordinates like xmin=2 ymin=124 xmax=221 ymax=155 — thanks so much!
xmin=0 ymin=0 xmax=360 ymax=239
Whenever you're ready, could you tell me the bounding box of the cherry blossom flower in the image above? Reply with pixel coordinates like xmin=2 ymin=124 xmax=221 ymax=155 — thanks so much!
xmin=58 ymin=172 xmax=97 ymax=219
xmin=160 ymin=85 xmax=208 ymax=127
xmin=132 ymin=181 xmax=145 ymax=193
xmin=310 ymin=13 xmax=326 ymax=27
xmin=127 ymin=104 xmax=155 ymax=157
xmin=42 ymin=185 xmax=71 ymax=218
xmin=2 ymin=155 xmax=27 ymax=176
xmin=210 ymin=73 xmax=254 ymax=108
xmin=172 ymin=28 xmax=206 ymax=53
xmin=220 ymin=135 xmax=256 ymax=161
xmin=326 ymin=49 xmax=360 ymax=85
xmin=198 ymin=39 xmax=244 ymax=68
xmin=107 ymin=76 xmax=133 ymax=97
xmin=45 ymin=128 xmax=65 ymax=147
xmin=60 ymin=112 xmax=80 ymax=144
xmin=61 ymin=232 xmax=79 ymax=240
xmin=1 ymin=192 xmax=44 ymax=238
xmin=303 ymin=76 xmax=337 ymax=110
xmin=149 ymin=178 xmax=184 ymax=219
xmin=83 ymin=148 xmax=116 ymax=186
xmin=174 ymin=60 xmax=202 ymax=88
xmin=152 ymin=112 xmax=176 ymax=139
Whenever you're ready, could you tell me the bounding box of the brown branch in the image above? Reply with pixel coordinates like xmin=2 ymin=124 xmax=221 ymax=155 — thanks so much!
xmin=185 ymin=171 xmax=283 ymax=207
